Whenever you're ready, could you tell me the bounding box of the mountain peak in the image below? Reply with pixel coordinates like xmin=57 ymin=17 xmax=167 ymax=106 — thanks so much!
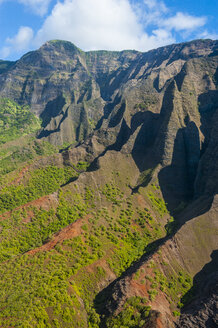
xmin=40 ymin=39 xmax=83 ymax=54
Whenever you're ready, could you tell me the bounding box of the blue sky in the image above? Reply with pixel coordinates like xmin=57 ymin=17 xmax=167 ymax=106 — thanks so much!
xmin=0 ymin=0 xmax=217 ymax=61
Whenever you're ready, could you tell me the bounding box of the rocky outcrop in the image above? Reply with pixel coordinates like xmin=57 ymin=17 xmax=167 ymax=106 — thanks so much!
xmin=1 ymin=39 xmax=217 ymax=207
xmin=177 ymin=255 xmax=218 ymax=328
xmin=0 ymin=39 xmax=217 ymax=151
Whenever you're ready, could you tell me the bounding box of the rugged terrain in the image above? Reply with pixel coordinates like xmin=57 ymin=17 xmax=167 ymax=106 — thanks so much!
xmin=0 ymin=38 xmax=217 ymax=328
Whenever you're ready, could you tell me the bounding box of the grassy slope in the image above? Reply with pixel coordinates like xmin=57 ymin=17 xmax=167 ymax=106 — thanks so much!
xmin=0 ymin=98 xmax=41 ymax=144
xmin=0 ymin=147 xmax=173 ymax=328
xmin=0 ymin=97 xmax=202 ymax=327
xmin=1 ymin=140 xmax=214 ymax=327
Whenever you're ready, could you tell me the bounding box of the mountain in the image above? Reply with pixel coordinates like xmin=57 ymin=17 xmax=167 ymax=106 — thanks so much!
xmin=0 ymin=39 xmax=217 ymax=328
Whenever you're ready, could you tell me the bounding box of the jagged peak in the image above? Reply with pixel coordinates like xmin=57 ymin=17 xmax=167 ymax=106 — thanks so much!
xmin=39 ymin=38 xmax=217 ymax=56
xmin=12 ymin=38 xmax=218 ymax=70
xmin=17 ymin=39 xmax=84 ymax=66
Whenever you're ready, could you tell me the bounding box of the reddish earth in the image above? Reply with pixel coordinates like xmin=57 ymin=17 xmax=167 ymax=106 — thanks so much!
xmin=156 ymin=315 xmax=165 ymax=328
xmin=0 ymin=192 xmax=58 ymax=221
xmin=84 ymin=258 xmax=116 ymax=282
xmin=27 ymin=215 xmax=91 ymax=255
xmin=9 ymin=165 xmax=30 ymax=186
xmin=147 ymin=312 xmax=165 ymax=328
xmin=111 ymin=252 xmax=175 ymax=328
xmin=24 ymin=192 xmax=58 ymax=211
xmin=130 ymin=279 xmax=149 ymax=297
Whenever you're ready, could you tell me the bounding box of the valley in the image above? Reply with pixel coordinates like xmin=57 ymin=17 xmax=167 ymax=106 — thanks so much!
xmin=0 ymin=38 xmax=217 ymax=328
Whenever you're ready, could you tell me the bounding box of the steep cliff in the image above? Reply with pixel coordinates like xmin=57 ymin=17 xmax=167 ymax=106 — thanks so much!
xmin=0 ymin=39 xmax=217 ymax=328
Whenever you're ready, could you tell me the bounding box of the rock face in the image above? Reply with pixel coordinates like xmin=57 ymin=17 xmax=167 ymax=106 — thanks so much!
xmin=177 ymin=254 xmax=218 ymax=328
xmin=0 ymin=39 xmax=217 ymax=206
xmin=0 ymin=39 xmax=218 ymax=327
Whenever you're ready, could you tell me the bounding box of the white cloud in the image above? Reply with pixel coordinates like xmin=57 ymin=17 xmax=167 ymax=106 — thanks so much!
xmin=1 ymin=26 xmax=33 ymax=58
xmin=162 ymin=12 xmax=206 ymax=31
xmin=7 ymin=26 xmax=34 ymax=51
xmin=132 ymin=0 xmax=168 ymax=27
xmin=143 ymin=0 xmax=167 ymax=13
xmin=0 ymin=0 xmax=209 ymax=59
xmin=143 ymin=0 xmax=157 ymax=9
xmin=1 ymin=46 xmax=11 ymax=59
xmin=198 ymin=30 xmax=218 ymax=40
xmin=17 ymin=0 xmax=52 ymax=16
xmin=0 ymin=0 xmax=52 ymax=16
xmin=34 ymin=0 xmax=175 ymax=52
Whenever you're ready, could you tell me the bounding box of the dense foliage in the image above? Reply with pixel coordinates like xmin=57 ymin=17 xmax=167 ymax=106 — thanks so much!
xmin=0 ymin=166 xmax=78 ymax=213
xmin=0 ymin=138 xmax=57 ymax=177
xmin=0 ymin=98 xmax=41 ymax=144
xmin=0 ymin=172 xmax=168 ymax=327
xmin=106 ymin=297 xmax=151 ymax=328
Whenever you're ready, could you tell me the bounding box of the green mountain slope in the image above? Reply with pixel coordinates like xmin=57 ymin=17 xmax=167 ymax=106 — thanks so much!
xmin=0 ymin=98 xmax=40 ymax=144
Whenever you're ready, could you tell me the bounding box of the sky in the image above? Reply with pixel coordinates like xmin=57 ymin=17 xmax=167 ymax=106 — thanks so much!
xmin=0 ymin=0 xmax=217 ymax=61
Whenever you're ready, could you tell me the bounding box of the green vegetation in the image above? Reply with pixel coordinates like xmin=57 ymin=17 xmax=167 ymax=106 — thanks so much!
xmin=167 ymin=270 xmax=193 ymax=306
xmin=147 ymin=189 xmax=168 ymax=217
xmin=165 ymin=216 xmax=177 ymax=235
xmin=0 ymin=170 xmax=168 ymax=327
xmin=0 ymin=196 xmax=86 ymax=262
xmin=98 ymin=193 xmax=164 ymax=276
xmin=106 ymin=297 xmax=151 ymax=328
xmin=0 ymin=166 xmax=78 ymax=213
xmin=134 ymin=95 xmax=158 ymax=111
xmin=0 ymin=98 xmax=41 ymax=144
xmin=137 ymin=168 xmax=156 ymax=187
xmin=102 ymin=183 xmax=123 ymax=206
xmin=148 ymin=267 xmax=193 ymax=309
xmin=0 ymin=242 xmax=92 ymax=327
xmin=75 ymin=161 xmax=90 ymax=172
xmin=0 ymin=39 xmax=214 ymax=328
xmin=0 ymin=120 xmax=171 ymax=328
xmin=0 ymin=60 xmax=15 ymax=74
xmin=131 ymin=263 xmax=193 ymax=315
xmin=0 ymin=139 xmax=57 ymax=177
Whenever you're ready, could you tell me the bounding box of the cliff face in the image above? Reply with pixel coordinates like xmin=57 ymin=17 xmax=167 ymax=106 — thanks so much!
xmin=177 ymin=256 xmax=218 ymax=328
xmin=0 ymin=40 xmax=217 ymax=203
xmin=0 ymin=39 xmax=217 ymax=327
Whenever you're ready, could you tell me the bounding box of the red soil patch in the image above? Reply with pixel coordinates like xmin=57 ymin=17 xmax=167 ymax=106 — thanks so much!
xmin=147 ymin=312 xmax=165 ymax=328
xmin=130 ymin=279 xmax=149 ymax=297
xmin=8 ymin=165 xmax=30 ymax=186
xmin=0 ymin=193 xmax=58 ymax=221
xmin=127 ymin=258 xmax=174 ymax=328
xmin=25 ymin=193 xmax=58 ymax=211
xmin=155 ymin=315 xmax=165 ymax=328
xmin=27 ymin=215 xmax=91 ymax=255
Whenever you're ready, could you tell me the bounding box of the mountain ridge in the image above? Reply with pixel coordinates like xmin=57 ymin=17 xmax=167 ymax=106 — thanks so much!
xmin=0 ymin=38 xmax=217 ymax=327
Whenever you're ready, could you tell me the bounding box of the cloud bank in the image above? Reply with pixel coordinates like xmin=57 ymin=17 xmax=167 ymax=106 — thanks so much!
xmin=35 ymin=0 xmax=175 ymax=51
xmin=1 ymin=26 xmax=33 ymax=58
xmin=0 ymin=0 xmax=211 ymax=59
